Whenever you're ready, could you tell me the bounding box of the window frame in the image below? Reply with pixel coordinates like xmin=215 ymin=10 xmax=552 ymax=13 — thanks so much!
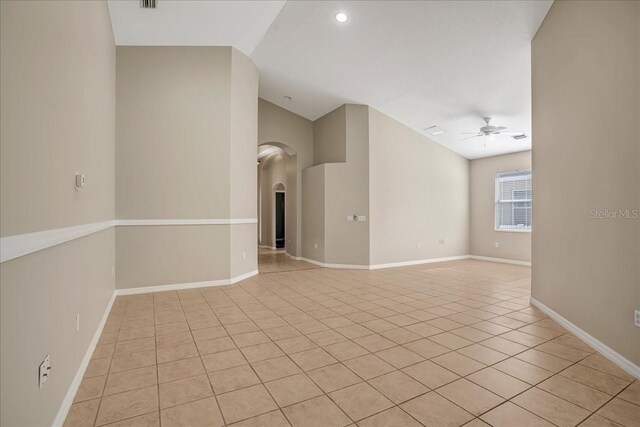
xmin=494 ymin=170 xmax=532 ymax=233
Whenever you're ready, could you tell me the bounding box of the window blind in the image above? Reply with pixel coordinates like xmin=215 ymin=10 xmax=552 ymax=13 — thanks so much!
xmin=495 ymin=170 xmax=532 ymax=231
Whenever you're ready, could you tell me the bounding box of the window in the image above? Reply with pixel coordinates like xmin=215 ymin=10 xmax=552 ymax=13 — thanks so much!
xmin=495 ymin=170 xmax=532 ymax=231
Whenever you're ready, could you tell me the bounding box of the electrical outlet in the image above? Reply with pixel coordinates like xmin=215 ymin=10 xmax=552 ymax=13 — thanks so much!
xmin=242 ymin=252 xmax=246 ymax=260
xmin=314 ymin=243 xmax=318 ymax=249
xmin=111 ymin=265 xmax=115 ymax=276
xmin=417 ymin=242 xmax=421 ymax=249
xmin=76 ymin=314 xmax=80 ymax=332
xmin=635 ymin=310 xmax=640 ymax=327
xmin=39 ymin=355 xmax=51 ymax=389
xmin=495 ymin=242 xmax=500 ymax=248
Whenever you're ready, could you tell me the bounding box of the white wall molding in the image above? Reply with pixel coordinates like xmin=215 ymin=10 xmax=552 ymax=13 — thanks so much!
xmin=115 ymin=270 xmax=259 ymax=295
xmin=369 ymin=255 xmax=471 ymax=270
xmin=1 ymin=219 xmax=258 ymax=263
xmin=469 ymin=255 xmax=531 ymax=266
xmin=286 ymin=253 xmax=302 ymax=261
xmin=530 ymin=297 xmax=640 ymax=380
xmin=0 ymin=221 xmax=114 ymax=263
xmin=300 ymin=257 xmax=369 ymax=270
xmin=52 ymin=291 xmax=116 ymax=427
xmin=115 ymin=218 xmax=257 ymax=226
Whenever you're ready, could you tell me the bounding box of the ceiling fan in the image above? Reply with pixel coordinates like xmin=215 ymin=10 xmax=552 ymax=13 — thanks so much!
xmin=460 ymin=117 xmax=527 ymax=146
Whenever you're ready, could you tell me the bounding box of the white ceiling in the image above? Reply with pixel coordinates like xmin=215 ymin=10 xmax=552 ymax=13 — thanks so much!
xmin=107 ymin=1 xmax=285 ymax=56
xmin=108 ymin=0 xmax=552 ymax=159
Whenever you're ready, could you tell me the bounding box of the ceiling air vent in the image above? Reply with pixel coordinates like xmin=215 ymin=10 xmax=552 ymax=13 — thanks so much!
xmin=140 ymin=0 xmax=156 ymax=8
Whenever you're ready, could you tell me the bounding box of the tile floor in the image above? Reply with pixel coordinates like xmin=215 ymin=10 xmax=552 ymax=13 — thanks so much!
xmin=65 ymin=260 xmax=639 ymax=427
xmin=258 ymin=248 xmax=318 ymax=274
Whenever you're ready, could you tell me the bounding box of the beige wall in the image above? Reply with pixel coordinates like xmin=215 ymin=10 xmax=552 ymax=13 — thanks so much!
xmin=532 ymin=1 xmax=639 ymax=365
xmin=0 ymin=1 xmax=115 ymax=425
xmin=369 ymin=108 xmax=470 ymax=265
xmin=470 ymin=151 xmax=531 ymax=262
xmin=116 ymin=46 xmax=258 ymax=288
xmin=258 ymin=99 xmax=313 ymax=257
xmin=314 ymin=106 xmax=347 ymax=165
xmin=302 ymin=165 xmax=326 ymax=262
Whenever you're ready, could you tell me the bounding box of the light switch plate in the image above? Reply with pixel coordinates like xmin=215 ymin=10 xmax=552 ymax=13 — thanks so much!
xmin=39 ymin=355 xmax=51 ymax=389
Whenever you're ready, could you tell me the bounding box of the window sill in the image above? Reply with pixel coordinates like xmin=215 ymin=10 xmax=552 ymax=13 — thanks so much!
xmin=494 ymin=228 xmax=532 ymax=233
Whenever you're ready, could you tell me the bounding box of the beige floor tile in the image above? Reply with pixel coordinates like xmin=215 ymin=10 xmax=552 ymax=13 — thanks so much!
xmin=493 ymin=357 xmax=553 ymax=385
xmin=512 ymin=387 xmax=590 ymax=427
xmin=500 ymin=330 xmax=548 ymax=347
xmin=156 ymin=343 xmax=198 ymax=364
xmin=436 ymin=378 xmax=504 ymax=416
xmin=64 ymin=399 xmax=100 ymax=427
xmin=480 ymin=402 xmax=554 ymax=427
xmin=480 ymin=337 xmax=528 ymax=356
xmin=343 ymin=354 xmax=395 ymax=380
xmin=329 ymin=382 xmax=393 ymax=421
xmin=402 ymin=360 xmax=459 ymax=389
xmin=265 ymin=373 xmax=323 ymax=407
xmin=118 ymin=326 xmax=155 ymax=342
xmin=552 ymin=334 xmax=596 ymax=353
xmin=275 ymin=335 xmax=317 ymax=354
xmin=467 ymin=367 xmax=530 ymax=399
xmin=457 ymin=343 xmax=509 ymax=365
xmin=196 ymin=336 xmax=236 ymax=355
xmin=101 ymin=411 xmax=159 ymax=427
xmin=401 ymin=392 xmax=474 ymax=427
xmin=324 ymin=340 xmax=369 ymax=361
xmin=160 ymin=397 xmax=224 ymax=427
xmin=283 ymin=395 xmax=351 ymax=427
xmin=335 ymin=324 xmax=375 ymax=339
xmin=375 ymin=346 xmax=423 ymax=368
xmin=308 ymin=329 xmax=349 ymax=346
xmin=617 ymin=381 xmax=640 ymax=406
xmin=404 ymin=338 xmax=450 ymax=359
xmin=85 ymin=358 xmax=111 ymax=378
xmin=462 ymin=418 xmax=491 ymax=427
xmin=431 ymin=352 xmax=485 ymax=376
xmin=217 ymin=384 xmax=278 ymax=424
xmin=156 ymin=332 xmax=192 ymax=349
xmin=264 ymin=325 xmax=302 ymax=341
xmin=208 ymin=364 xmax=261 ymax=394
xmin=232 ymin=331 xmax=271 ymax=348
xmin=515 ymin=349 xmax=573 ymax=372
xmin=560 ymin=364 xmax=630 ymax=395
xmin=580 ymin=354 xmax=637 ymax=382
xmin=240 ymin=342 xmax=285 ymax=363
xmin=534 ymin=341 xmax=591 ymax=363
xmin=429 ymin=332 xmax=474 ymax=350
xmin=159 ymin=375 xmax=213 ymax=409
xmin=225 ymin=321 xmax=260 ymax=335
xmin=368 ymin=370 xmax=429 ymax=404
xmin=290 ymin=347 xmax=338 ymax=371
xmin=379 ymin=328 xmax=422 ymax=345
xmin=74 ymin=375 xmax=107 ymax=402
xmin=201 ymin=349 xmax=247 ymax=372
xmin=538 ymin=375 xmax=611 ymax=411
xmin=579 ymin=413 xmax=626 ymax=427
xmin=252 ymin=355 xmax=301 ymax=382
xmin=307 ymin=363 xmax=362 ymax=393
xmin=95 ymin=386 xmax=158 ymax=426
xmin=229 ymin=410 xmax=291 ymax=426
xmin=597 ymin=398 xmax=640 ymax=427
xmin=450 ymin=326 xmax=493 ymax=342
xmin=354 ymin=334 xmax=396 ymax=352
xmin=155 ymin=322 xmax=190 ymax=336
xmin=158 ymin=357 xmax=204 ymax=383
xmin=357 ymin=407 xmax=422 ymax=427
xmin=104 ymin=365 xmax=157 ymax=395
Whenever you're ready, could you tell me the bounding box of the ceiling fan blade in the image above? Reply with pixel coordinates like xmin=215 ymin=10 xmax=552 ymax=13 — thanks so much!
xmin=460 ymin=132 xmax=481 ymax=135
xmin=494 ymin=131 xmax=525 ymax=134
xmin=493 ymin=126 xmax=507 ymax=131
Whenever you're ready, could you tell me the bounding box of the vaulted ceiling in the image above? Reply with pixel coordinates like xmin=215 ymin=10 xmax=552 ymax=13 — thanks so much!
xmin=108 ymin=0 xmax=552 ymax=159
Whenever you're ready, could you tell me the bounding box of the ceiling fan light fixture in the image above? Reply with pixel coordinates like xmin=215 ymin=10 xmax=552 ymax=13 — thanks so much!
xmin=424 ymin=125 xmax=445 ymax=136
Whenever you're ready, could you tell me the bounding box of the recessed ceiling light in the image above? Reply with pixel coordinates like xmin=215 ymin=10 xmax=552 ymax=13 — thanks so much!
xmin=335 ymin=12 xmax=349 ymax=23
xmin=424 ymin=125 xmax=446 ymax=136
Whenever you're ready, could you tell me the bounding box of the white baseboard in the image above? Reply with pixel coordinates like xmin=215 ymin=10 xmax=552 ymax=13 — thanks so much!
xmin=286 ymin=253 xmax=302 ymax=261
xmin=300 ymin=257 xmax=369 ymax=269
xmin=369 ymin=255 xmax=471 ymax=270
xmin=53 ymin=290 xmax=117 ymax=427
xmin=470 ymin=255 xmax=531 ymax=266
xmin=115 ymin=270 xmax=259 ymax=296
xmin=530 ymin=297 xmax=640 ymax=380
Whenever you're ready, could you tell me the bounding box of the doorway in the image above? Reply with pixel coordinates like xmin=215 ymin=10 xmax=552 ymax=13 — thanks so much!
xmin=275 ymin=191 xmax=285 ymax=249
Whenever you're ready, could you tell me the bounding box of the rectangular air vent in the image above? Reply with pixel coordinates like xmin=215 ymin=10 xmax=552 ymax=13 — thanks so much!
xmin=424 ymin=125 xmax=445 ymax=136
xmin=140 ymin=0 xmax=156 ymax=8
